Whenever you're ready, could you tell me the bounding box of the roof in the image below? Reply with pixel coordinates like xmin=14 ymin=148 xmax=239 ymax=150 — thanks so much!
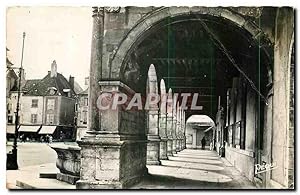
xmin=24 ymin=72 xmax=76 ymax=98
xmin=6 ymin=57 xmax=14 ymax=67
xmin=6 ymin=69 xmax=18 ymax=79
xmin=22 ymin=79 xmax=41 ymax=91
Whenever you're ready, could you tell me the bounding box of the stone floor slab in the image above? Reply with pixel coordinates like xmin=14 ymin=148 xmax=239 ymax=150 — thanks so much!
xmin=131 ymin=149 xmax=256 ymax=189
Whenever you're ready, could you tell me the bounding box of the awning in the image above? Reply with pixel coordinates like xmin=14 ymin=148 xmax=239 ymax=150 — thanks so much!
xmin=6 ymin=125 xmax=16 ymax=134
xmin=39 ymin=126 xmax=57 ymax=134
xmin=18 ymin=125 xmax=40 ymax=133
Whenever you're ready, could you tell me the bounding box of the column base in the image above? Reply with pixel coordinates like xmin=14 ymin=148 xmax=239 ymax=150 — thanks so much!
xmin=179 ymin=139 xmax=184 ymax=151
xmin=159 ymin=139 xmax=168 ymax=160
xmin=147 ymin=135 xmax=161 ymax=165
xmin=76 ymin=168 xmax=147 ymax=189
xmin=176 ymin=139 xmax=180 ymax=152
xmin=172 ymin=139 xmax=177 ymax=154
xmin=76 ymin=133 xmax=148 ymax=189
xmin=167 ymin=138 xmax=173 ymax=156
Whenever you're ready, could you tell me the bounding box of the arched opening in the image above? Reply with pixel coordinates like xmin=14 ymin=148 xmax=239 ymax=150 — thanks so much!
xmin=72 ymin=7 xmax=294 ymax=189
xmin=114 ymin=11 xmax=272 ymax=182
xmin=186 ymin=115 xmax=215 ymax=149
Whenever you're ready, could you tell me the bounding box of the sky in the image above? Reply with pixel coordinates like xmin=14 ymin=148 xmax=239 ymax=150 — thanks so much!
xmin=6 ymin=7 xmax=93 ymax=87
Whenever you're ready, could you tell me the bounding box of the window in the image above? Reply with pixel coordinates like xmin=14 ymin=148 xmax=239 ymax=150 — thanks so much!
xmin=47 ymin=99 xmax=55 ymax=110
xmin=7 ymin=116 xmax=13 ymax=124
xmin=84 ymin=97 xmax=88 ymax=106
xmin=31 ymin=114 xmax=37 ymax=123
xmin=31 ymin=99 xmax=38 ymax=108
xmin=46 ymin=114 xmax=55 ymax=124
xmin=82 ymin=111 xmax=87 ymax=124
xmin=7 ymin=103 xmax=12 ymax=114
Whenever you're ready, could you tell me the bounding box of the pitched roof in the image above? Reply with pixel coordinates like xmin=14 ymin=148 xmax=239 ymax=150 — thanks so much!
xmin=24 ymin=72 xmax=76 ymax=97
xmin=6 ymin=57 xmax=14 ymax=67
xmin=22 ymin=79 xmax=41 ymax=91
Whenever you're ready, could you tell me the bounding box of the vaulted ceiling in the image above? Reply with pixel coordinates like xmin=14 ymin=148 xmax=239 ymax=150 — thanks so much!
xmin=131 ymin=16 xmax=269 ymax=119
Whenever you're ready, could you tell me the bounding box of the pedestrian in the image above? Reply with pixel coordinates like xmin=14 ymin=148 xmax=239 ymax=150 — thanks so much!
xmin=201 ymin=136 xmax=206 ymax=150
xmin=49 ymin=135 xmax=53 ymax=143
xmin=40 ymin=136 xmax=44 ymax=143
xmin=45 ymin=134 xmax=49 ymax=143
xmin=22 ymin=134 xmax=26 ymax=142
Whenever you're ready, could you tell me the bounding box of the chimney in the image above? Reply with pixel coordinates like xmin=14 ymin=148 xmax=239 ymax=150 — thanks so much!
xmin=84 ymin=77 xmax=89 ymax=86
xmin=51 ymin=60 xmax=57 ymax=77
xmin=69 ymin=76 xmax=74 ymax=91
xmin=18 ymin=68 xmax=26 ymax=89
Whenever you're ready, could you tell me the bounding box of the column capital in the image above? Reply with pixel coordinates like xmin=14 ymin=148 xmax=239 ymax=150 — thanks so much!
xmin=104 ymin=7 xmax=121 ymax=13
xmin=92 ymin=7 xmax=104 ymax=17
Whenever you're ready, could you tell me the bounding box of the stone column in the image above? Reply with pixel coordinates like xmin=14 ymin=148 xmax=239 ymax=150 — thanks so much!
xmin=166 ymin=88 xmax=174 ymax=156
xmin=77 ymin=7 xmax=105 ymax=188
xmin=176 ymin=106 xmax=181 ymax=152
xmin=77 ymin=81 xmax=148 ymax=189
xmin=182 ymin=110 xmax=186 ymax=149
xmin=146 ymin=64 xmax=161 ymax=165
xmin=192 ymin=129 xmax=197 ymax=149
xmin=87 ymin=7 xmax=104 ymax=132
xmin=76 ymin=8 xmax=147 ymax=189
xmin=172 ymin=100 xmax=178 ymax=154
xmin=180 ymin=108 xmax=184 ymax=151
xmin=159 ymin=79 xmax=168 ymax=160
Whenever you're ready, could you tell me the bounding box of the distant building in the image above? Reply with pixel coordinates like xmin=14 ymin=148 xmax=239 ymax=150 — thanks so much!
xmin=6 ymin=60 xmax=77 ymax=141
xmin=76 ymin=87 xmax=88 ymax=140
xmin=6 ymin=48 xmax=19 ymax=98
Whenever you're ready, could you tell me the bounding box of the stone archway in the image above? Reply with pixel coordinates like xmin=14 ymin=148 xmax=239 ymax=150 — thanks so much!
xmin=109 ymin=7 xmax=273 ymax=83
xmin=77 ymin=7 xmax=278 ymax=189
xmin=185 ymin=115 xmax=216 ymax=149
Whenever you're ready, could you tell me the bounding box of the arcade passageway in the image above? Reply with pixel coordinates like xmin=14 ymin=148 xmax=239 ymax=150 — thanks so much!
xmin=74 ymin=7 xmax=294 ymax=189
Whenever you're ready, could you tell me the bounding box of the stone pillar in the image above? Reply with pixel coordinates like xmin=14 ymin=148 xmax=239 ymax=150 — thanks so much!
xmin=176 ymin=106 xmax=181 ymax=152
xmin=146 ymin=64 xmax=161 ymax=165
xmin=76 ymin=8 xmax=147 ymax=189
xmin=87 ymin=7 xmax=104 ymax=132
xmin=166 ymin=88 xmax=174 ymax=156
xmin=180 ymin=108 xmax=184 ymax=151
xmin=172 ymin=100 xmax=178 ymax=154
xmin=76 ymin=7 xmax=106 ymax=188
xmin=192 ymin=129 xmax=197 ymax=149
xmin=159 ymin=79 xmax=168 ymax=160
xmin=77 ymin=82 xmax=147 ymax=189
xmin=182 ymin=110 xmax=186 ymax=149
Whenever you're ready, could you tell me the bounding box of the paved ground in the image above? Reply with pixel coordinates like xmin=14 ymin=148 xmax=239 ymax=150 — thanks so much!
xmin=6 ymin=142 xmax=75 ymax=189
xmin=6 ymin=143 xmax=256 ymax=189
xmin=6 ymin=142 xmax=57 ymax=168
xmin=132 ymin=149 xmax=256 ymax=189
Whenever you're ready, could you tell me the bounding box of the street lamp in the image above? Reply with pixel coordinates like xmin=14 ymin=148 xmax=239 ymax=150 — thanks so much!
xmin=7 ymin=32 xmax=26 ymax=170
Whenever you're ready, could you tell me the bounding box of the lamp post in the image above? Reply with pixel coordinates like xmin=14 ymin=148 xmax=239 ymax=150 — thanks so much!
xmin=7 ymin=32 xmax=26 ymax=170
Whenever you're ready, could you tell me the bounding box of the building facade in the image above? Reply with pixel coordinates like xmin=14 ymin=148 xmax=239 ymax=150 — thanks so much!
xmin=6 ymin=60 xmax=77 ymax=140
xmin=76 ymin=87 xmax=89 ymax=140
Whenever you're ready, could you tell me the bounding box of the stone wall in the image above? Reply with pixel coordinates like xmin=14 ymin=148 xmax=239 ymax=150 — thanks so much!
xmin=225 ymin=145 xmax=255 ymax=181
xmin=224 ymin=77 xmax=258 ymax=182
xmin=268 ymin=7 xmax=294 ymax=189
